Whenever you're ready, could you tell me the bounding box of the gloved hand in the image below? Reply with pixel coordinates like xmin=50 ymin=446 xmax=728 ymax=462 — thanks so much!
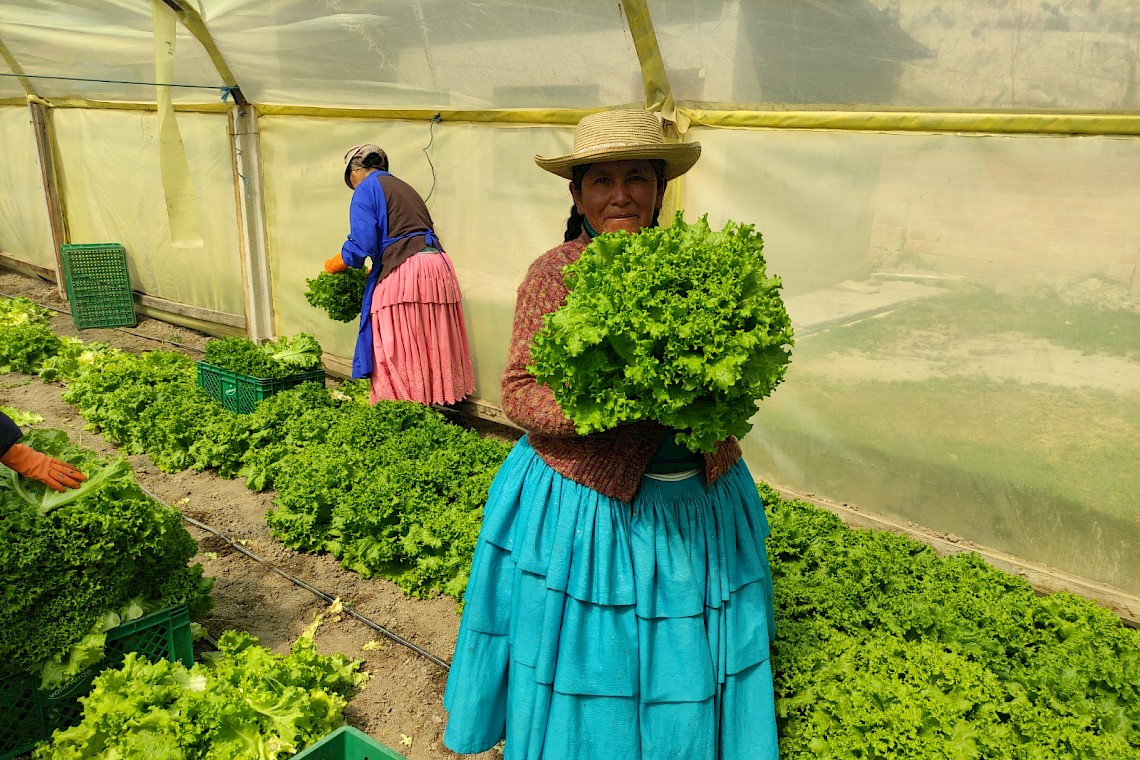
xmin=0 ymin=444 xmax=87 ymax=492
xmin=324 ymin=254 xmax=349 ymax=274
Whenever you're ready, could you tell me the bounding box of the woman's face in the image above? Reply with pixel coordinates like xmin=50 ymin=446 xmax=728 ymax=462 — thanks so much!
xmin=570 ymin=159 xmax=665 ymax=235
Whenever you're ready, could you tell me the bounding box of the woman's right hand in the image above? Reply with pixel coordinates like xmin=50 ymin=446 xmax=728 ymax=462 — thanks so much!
xmin=324 ymin=254 xmax=349 ymax=274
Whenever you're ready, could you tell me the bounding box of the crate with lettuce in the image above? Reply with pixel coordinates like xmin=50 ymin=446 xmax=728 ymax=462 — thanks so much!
xmin=0 ymin=427 xmax=213 ymax=754
xmin=34 ymin=609 xmax=370 ymax=760
xmin=529 ymin=212 xmax=794 ymax=453
xmin=196 ymin=333 xmax=327 ymax=414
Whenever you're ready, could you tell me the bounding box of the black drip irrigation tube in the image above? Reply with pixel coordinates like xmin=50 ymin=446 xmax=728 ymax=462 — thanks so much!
xmin=135 ymin=483 xmax=451 ymax=673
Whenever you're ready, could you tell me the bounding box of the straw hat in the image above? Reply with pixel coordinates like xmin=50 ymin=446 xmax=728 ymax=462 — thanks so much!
xmin=343 ymin=143 xmax=387 ymax=189
xmin=534 ymin=109 xmax=700 ymax=181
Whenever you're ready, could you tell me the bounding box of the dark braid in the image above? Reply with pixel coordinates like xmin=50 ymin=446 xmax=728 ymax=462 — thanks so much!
xmin=563 ymin=165 xmax=589 ymax=242
xmin=562 ymin=160 xmax=665 ymax=242
xmin=563 ymin=204 xmax=584 ymax=243
xmin=362 ymin=151 xmax=389 ymax=172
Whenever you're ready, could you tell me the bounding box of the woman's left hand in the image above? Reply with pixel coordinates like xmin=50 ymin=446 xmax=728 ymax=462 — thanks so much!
xmin=324 ymin=255 xmax=349 ymax=274
xmin=1 ymin=444 xmax=87 ymax=492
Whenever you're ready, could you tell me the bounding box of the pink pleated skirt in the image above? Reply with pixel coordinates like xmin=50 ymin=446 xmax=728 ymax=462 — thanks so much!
xmin=369 ymin=251 xmax=476 ymax=406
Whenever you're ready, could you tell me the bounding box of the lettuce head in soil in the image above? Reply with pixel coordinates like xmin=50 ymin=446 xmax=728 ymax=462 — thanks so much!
xmin=529 ymin=212 xmax=794 ymax=453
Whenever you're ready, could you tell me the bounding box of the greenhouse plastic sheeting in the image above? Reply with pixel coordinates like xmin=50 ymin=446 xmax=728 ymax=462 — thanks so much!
xmin=200 ymin=0 xmax=645 ymax=109
xmin=51 ymin=109 xmax=244 ymax=316
xmin=682 ymin=127 xmax=1139 ymax=593
xmin=0 ymin=0 xmax=220 ymax=104
xmin=652 ymin=0 xmax=1138 ymax=111
xmin=0 ymin=108 xmax=54 ymax=268
xmin=4 ymin=2 xmax=1136 ymax=111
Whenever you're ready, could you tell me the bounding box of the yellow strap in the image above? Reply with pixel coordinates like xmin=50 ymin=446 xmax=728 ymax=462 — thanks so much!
xmin=621 ymin=0 xmax=673 ymax=120
xmin=161 ymin=0 xmax=241 ymax=93
xmin=679 ymin=108 xmax=1140 ymax=137
xmin=0 ymin=36 xmax=36 ymax=98
xmin=253 ymin=105 xmax=593 ymax=123
xmin=152 ymin=0 xmax=204 ymax=249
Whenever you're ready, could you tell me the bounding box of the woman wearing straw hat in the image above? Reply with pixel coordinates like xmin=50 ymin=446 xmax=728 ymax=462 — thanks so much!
xmin=444 ymin=109 xmax=778 ymax=760
xmin=324 ymin=144 xmax=475 ymax=406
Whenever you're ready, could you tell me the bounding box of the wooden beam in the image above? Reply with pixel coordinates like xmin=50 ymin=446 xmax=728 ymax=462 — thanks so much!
xmin=0 ymin=254 xmax=54 ymax=282
xmin=163 ymin=0 xmax=242 ymax=95
xmin=133 ymin=293 xmax=244 ymax=329
xmin=131 ymin=302 xmax=244 ymax=339
xmin=27 ymin=101 xmax=67 ymax=291
xmin=455 ymin=397 xmax=519 ymax=429
xmin=319 ymin=353 xmax=352 ymax=378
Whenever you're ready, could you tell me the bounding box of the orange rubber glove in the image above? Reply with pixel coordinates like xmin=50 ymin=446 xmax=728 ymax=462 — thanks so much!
xmin=324 ymin=254 xmax=349 ymax=274
xmin=0 ymin=444 xmax=87 ymax=492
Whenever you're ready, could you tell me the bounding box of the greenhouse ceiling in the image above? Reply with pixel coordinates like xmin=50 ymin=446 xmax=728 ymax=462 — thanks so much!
xmin=1 ymin=0 xmax=1138 ymax=122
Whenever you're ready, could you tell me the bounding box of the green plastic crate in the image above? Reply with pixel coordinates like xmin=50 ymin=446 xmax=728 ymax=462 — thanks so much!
xmin=195 ymin=361 xmax=326 ymax=414
xmin=292 ymin=726 xmax=409 ymax=760
xmin=0 ymin=604 xmax=193 ymax=760
xmin=59 ymin=243 xmax=137 ymax=330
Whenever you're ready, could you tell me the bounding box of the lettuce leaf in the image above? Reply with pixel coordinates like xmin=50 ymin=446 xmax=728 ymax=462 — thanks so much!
xmin=263 ymin=332 xmax=323 ymax=371
xmin=0 ymin=405 xmax=42 ymax=426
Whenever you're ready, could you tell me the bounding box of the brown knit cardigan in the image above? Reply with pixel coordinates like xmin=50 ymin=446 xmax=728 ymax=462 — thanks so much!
xmin=500 ymin=232 xmax=742 ymax=503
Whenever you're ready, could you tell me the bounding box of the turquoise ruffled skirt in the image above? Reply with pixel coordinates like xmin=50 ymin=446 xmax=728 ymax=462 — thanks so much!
xmin=443 ymin=436 xmax=778 ymax=760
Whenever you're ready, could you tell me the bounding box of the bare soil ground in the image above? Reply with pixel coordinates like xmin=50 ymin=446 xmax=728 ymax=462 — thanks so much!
xmin=0 ymin=270 xmax=516 ymax=759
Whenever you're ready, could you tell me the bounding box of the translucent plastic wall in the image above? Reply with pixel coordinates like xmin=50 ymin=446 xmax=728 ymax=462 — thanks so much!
xmin=205 ymin=0 xmax=644 ymax=109
xmin=654 ymin=0 xmax=1138 ymax=111
xmin=0 ymin=107 xmax=54 ymax=268
xmin=0 ymin=0 xmax=220 ymax=104
xmin=51 ymin=109 xmax=244 ymax=316
xmin=683 ymin=128 xmax=1140 ymax=592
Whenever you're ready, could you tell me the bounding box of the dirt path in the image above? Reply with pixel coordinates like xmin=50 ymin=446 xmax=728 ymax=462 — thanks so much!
xmin=0 ymin=271 xmax=504 ymax=759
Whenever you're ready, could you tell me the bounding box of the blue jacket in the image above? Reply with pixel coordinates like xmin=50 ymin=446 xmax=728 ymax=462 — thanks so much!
xmin=338 ymin=171 xmax=438 ymax=378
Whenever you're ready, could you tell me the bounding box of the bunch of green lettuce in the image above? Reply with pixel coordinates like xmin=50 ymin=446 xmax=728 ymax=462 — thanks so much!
xmin=0 ymin=296 xmax=63 ymax=374
xmin=36 ymin=628 xmax=369 ymax=760
xmin=529 ymin=212 xmax=794 ymax=452
xmin=203 ymin=333 xmax=323 ymax=378
xmin=0 ymin=320 xmax=63 ymax=374
xmin=0 ymin=295 xmax=52 ymax=326
xmin=37 ymin=336 xmax=114 ymax=383
xmin=305 ymin=268 xmax=368 ymax=323
xmin=0 ymin=428 xmax=213 ymax=684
